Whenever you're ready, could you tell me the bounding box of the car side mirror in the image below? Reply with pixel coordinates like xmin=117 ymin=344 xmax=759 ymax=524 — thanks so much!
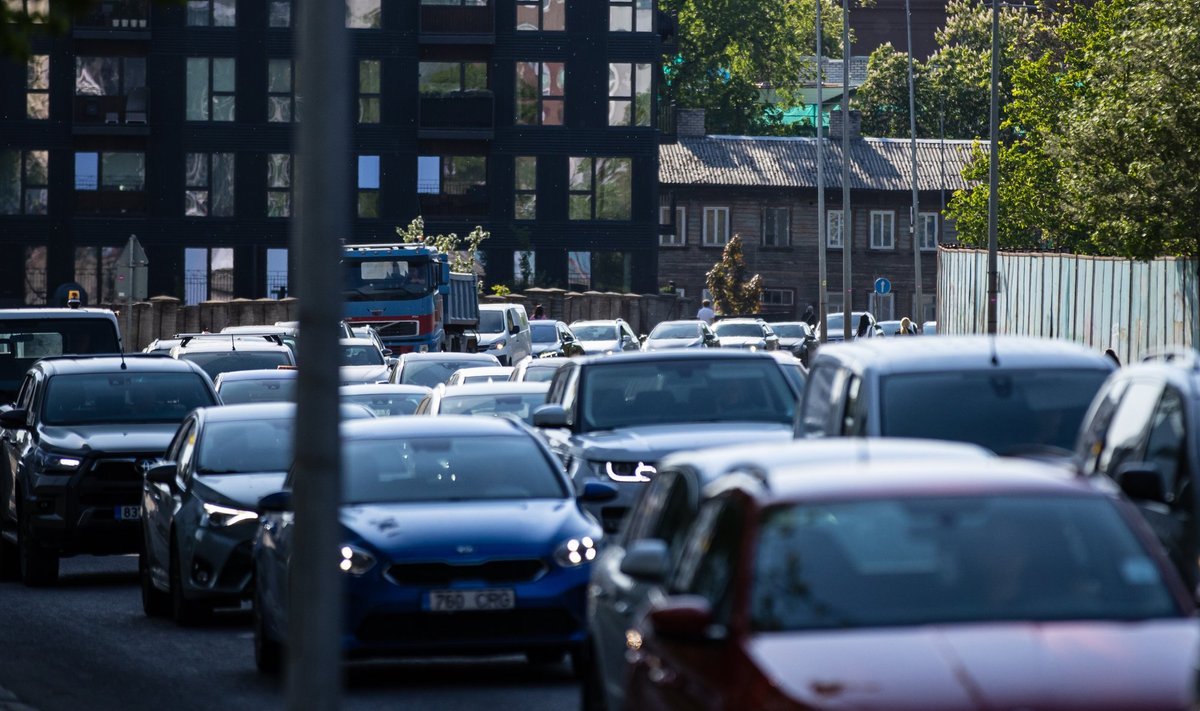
xmin=509 ymin=323 xmax=520 ymax=335
xmin=386 ymin=356 xmax=399 ymax=368
xmin=1116 ymin=462 xmax=1167 ymax=504
xmin=620 ymin=538 xmax=670 ymax=583
xmin=647 ymin=595 xmax=725 ymax=643
xmin=144 ymin=462 xmax=178 ymax=486
xmin=0 ymin=408 xmax=28 ymax=429
xmin=381 ymin=348 xmax=393 ymax=358
xmin=257 ymin=490 xmax=293 ymax=514
xmin=532 ymin=404 xmax=569 ymax=428
xmin=579 ymin=480 xmax=618 ymax=503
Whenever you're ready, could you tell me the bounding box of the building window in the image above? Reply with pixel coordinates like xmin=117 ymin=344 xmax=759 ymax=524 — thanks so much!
xmin=267 ymin=153 xmax=293 ymax=217
xmin=826 ymin=209 xmax=843 ymax=248
xmin=27 ymin=55 xmax=49 ymax=119
xmin=0 ymin=150 xmax=48 ymax=215
xmin=184 ymin=247 xmax=234 ymax=304
xmin=658 ymin=205 xmax=685 ymax=246
xmin=186 ymin=57 xmax=236 ymax=121
xmin=25 ymin=245 xmax=47 ymax=306
xmin=919 ymin=211 xmax=938 ymax=251
xmin=568 ymin=157 xmax=631 ymax=221
xmin=761 ymin=288 xmax=794 ymax=307
xmin=358 ymin=155 xmax=380 ymax=218
xmin=75 ymin=56 xmax=146 ymax=96
xmin=607 ymin=63 xmax=651 ymax=127
xmin=703 ymin=206 xmax=730 ymax=246
xmin=346 ymin=0 xmax=380 ymax=28
xmin=74 ymin=151 xmax=144 ymax=191
xmin=514 ymin=156 xmax=536 ymax=220
xmin=567 ymin=251 xmax=590 ymax=291
xmin=8 ymin=1 xmax=49 ymax=20
xmin=420 ymin=61 xmax=487 ymax=94
xmin=762 ymin=206 xmax=789 ymax=247
xmin=266 ymin=59 xmax=294 ymax=122
xmin=187 ymin=0 xmax=235 ymax=26
xmin=185 ymin=153 xmax=234 ymax=217
xmin=515 ymin=61 xmax=564 ymax=126
xmin=516 ymin=0 xmax=564 ymax=31
xmin=268 ymin=0 xmax=290 ymax=26
xmin=417 ymin=155 xmax=487 ymax=216
xmin=609 ymin=0 xmax=651 ymax=31
xmin=358 ymin=60 xmax=381 ymax=123
xmin=266 ymin=248 xmax=289 ymax=298
xmin=74 ymin=246 xmax=122 ymax=304
xmin=870 ymin=210 xmax=895 ymax=249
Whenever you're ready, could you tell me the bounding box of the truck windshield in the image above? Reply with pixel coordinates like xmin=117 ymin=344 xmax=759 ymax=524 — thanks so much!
xmin=0 ymin=317 xmax=121 ymax=401
xmin=343 ymin=258 xmax=433 ymax=301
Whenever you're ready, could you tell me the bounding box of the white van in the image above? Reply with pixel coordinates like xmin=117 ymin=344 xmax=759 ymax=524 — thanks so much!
xmin=476 ymin=304 xmax=532 ymax=366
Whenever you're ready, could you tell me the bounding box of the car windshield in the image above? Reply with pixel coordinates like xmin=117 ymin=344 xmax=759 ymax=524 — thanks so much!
xmin=573 ymin=324 xmax=617 ymax=341
xmin=399 ymin=360 xmax=493 ymax=387
xmin=777 ymin=360 xmax=807 ymax=393
xmin=343 ymin=257 xmax=433 ymax=301
xmin=650 ymin=323 xmax=700 ymax=339
xmin=750 ymin=495 xmax=1179 ymax=631
xmin=0 ymin=318 xmax=121 ymax=398
xmin=218 ymin=378 xmax=296 ymax=404
xmin=714 ymin=323 xmax=763 ymax=338
xmin=522 ymin=364 xmax=562 ymax=382
xmin=343 ymin=393 xmax=425 ymax=416
xmin=343 ymin=434 xmax=566 ymax=503
xmin=530 ymin=322 xmax=559 ymax=343
xmin=439 ymin=392 xmax=548 ymax=423
xmin=879 ymin=369 xmax=1111 ymax=454
xmin=341 ymin=345 xmax=383 ymax=366
xmin=179 ymin=351 xmax=293 ymax=380
xmin=581 ymin=358 xmax=795 ymax=431
xmin=478 ymin=311 xmax=506 ymax=334
xmin=41 ymin=372 xmax=215 ymax=425
xmin=771 ymin=324 xmax=807 ymax=338
xmin=197 ymin=418 xmax=293 ymax=474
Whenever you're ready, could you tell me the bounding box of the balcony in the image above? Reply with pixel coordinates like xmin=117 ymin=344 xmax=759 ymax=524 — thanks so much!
xmin=419 ymin=3 xmax=494 ymax=43
xmin=418 ymin=93 xmax=494 ymax=139
xmin=418 ymin=187 xmax=489 ymax=218
xmin=73 ymin=92 xmax=150 ymax=135
xmin=74 ymin=0 xmax=151 ymax=37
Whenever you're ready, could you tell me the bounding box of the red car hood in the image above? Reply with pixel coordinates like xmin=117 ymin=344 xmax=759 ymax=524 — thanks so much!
xmin=747 ymin=620 xmax=1200 ymax=710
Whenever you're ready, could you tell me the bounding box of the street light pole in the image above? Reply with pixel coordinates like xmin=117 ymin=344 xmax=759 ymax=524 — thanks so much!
xmin=816 ymin=0 xmax=827 ymax=342
xmin=841 ymin=0 xmax=852 ymax=341
xmin=905 ymin=0 xmax=922 ymax=331
xmin=986 ymin=0 xmax=1000 ymax=334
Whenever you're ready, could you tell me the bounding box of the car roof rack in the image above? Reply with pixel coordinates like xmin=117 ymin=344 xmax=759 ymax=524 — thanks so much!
xmin=174 ymin=333 xmax=285 ymax=348
xmin=1141 ymin=349 xmax=1200 ymax=370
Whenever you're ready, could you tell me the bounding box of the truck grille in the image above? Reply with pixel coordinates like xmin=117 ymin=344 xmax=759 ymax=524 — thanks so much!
xmin=376 ymin=321 xmax=419 ymax=338
xmin=386 ymin=559 xmax=547 ymax=586
xmin=91 ymin=458 xmax=145 ymax=483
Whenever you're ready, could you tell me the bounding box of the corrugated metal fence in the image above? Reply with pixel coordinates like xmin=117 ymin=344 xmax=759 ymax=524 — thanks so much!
xmin=937 ymin=248 xmax=1198 ymax=364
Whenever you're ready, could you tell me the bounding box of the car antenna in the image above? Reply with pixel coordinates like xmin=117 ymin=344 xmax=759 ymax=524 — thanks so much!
xmin=119 ymin=342 xmax=128 ymax=370
xmin=989 ymin=333 xmax=999 ymax=367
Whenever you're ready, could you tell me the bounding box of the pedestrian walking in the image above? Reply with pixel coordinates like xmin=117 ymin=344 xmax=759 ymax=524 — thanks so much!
xmin=696 ymin=299 xmax=715 ymax=325
xmin=802 ymin=304 xmax=816 ymax=327
xmin=855 ymin=313 xmax=872 ymax=338
xmin=532 ymin=304 xmax=547 ymax=320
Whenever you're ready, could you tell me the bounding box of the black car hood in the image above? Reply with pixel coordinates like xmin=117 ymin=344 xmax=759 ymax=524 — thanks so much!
xmin=573 ymin=422 xmax=792 ymax=461
xmin=39 ymin=423 xmax=179 ymax=455
xmin=193 ymin=472 xmax=288 ymax=509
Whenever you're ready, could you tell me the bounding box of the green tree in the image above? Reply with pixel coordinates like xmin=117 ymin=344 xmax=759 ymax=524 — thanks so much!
xmin=662 ymin=0 xmax=847 ymax=135
xmin=395 ymin=217 xmax=490 ymax=275
xmin=705 ymin=236 xmax=763 ymax=315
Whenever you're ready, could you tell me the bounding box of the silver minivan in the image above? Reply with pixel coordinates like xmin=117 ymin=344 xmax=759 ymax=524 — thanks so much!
xmin=476 ymin=303 xmax=532 ymax=366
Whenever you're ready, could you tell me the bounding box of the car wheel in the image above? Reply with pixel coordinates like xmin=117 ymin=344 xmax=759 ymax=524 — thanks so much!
xmin=253 ymin=586 xmax=283 ymax=676
xmin=18 ymin=501 xmax=58 ymax=587
xmin=139 ymin=548 xmax=170 ymax=618
xmin=578 ymin=641 xmax=608 ymax=710
xmin=170 ymin=541 xmax=210 ymax=626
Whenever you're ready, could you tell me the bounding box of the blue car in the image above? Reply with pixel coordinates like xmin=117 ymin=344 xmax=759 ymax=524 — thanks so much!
xmin=252 ymin=415 xmax=614 ymax=674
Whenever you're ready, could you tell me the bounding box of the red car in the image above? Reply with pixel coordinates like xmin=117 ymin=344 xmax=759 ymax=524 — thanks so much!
xmin=623 ymin=459 xmax=1200 ymax=710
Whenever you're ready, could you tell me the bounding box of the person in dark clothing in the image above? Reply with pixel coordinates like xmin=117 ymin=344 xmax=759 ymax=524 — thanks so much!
xmin=532 ymin=304 xmax=547 ymax=320
xmin=802 ymin=305 xmax=816 ymax=327
xmin=855 ymin=313 xmax=872 ymax=338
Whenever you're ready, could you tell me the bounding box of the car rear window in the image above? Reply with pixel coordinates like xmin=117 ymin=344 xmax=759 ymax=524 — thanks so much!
xmin=0 ymin=317 xmax=120 ymax=395
xmin=180 ymin=351 xmax=293 ymax=380
xmin=713 ymin=323 xmax=763 ymax=338
xmin=399 ymin=360 xmax=493 ymax=387
xmin=879 ymin=369 xmax=1111 ymax=454
xmin=42 ymin=372 xmax=215 ymax=425
xmin=439 ymin=392 xmax=548 ymax=423
xmin=343 ymin=393 xmax=426 ymax=416
xmin=343 ymin=434 xmax=566 ymax=503
xmin=750 ymin=495 xmax=1179 ymax=631
xmin=218 ymin=378 xmax=297 ymax=405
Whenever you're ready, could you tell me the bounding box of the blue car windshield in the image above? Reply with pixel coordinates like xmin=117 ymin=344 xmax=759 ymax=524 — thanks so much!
xmin=343 ymin=434 xmax=567 ymax=503
xmin=198 ymin=418 xmax=293 ymax=474
xmin=530 ymin=322 xmax=559 ymax=343
xmin=42 ymin=372 xmax=215 ymax=425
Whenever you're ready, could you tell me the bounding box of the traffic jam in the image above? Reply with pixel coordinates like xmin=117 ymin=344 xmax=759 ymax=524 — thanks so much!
xmin=1 ymin=244 xmax=1199 ymax=710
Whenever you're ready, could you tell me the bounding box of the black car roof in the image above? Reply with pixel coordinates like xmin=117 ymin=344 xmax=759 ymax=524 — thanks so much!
xmin=37 ymin=354 xmax=208 ymax=376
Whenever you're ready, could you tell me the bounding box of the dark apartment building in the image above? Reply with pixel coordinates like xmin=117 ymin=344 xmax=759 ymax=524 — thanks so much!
xmin=0 ymin=0 xmax=668 ymax=307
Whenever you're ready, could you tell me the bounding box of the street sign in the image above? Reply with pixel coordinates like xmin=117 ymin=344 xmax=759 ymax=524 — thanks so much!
xmin=114 ymin=235 xmax=149 ymax=301
xmin=874 ymin=277 xmax=891 ymax=295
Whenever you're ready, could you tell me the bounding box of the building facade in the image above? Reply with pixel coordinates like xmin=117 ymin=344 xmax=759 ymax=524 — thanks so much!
xmin=658 ymin=111 xmax=975 ymax=322
xmin=0 ymin=0 xmax=668 ymax=307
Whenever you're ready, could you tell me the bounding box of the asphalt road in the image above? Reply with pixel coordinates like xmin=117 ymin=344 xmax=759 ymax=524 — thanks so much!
xmin=0 ymin=555 xmax=579 ymax=711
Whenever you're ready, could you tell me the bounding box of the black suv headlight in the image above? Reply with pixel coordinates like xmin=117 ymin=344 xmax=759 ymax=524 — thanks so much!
xmin=201 ymin=502 xmax=259 ymax=527
xmin=35 ymin=450 xmax=82 ymax=473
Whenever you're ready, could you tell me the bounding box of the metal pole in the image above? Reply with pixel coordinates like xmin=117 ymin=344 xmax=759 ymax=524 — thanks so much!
xmin=287 ymin=0 xmax=349 ymax=706
xmin=841 ymin=0 xmax=852 ymax=341
xmin=905 ymin=0 xmax=922 ymax=330
xmin=816 ymin=0 xmax=827 ymax=342
xmin=126 ymin=236 xmax=134 ymax=351
xmin=987 ymin=0 xmax=1000 ymax=334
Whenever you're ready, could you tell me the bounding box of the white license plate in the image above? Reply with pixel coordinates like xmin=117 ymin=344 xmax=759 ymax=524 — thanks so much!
xmin=114 ymin=505 xmax=141 ymax=521
xmin=427 ymin=588 xmax=515 ymax=612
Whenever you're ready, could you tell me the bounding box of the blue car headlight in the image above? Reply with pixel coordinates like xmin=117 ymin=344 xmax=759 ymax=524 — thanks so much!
xmin=201 ymin=502 xmax=259 ymax=527
xmin=339 ymin=544 xmax=376 ymax=576
xmin=555 ymin=536 xmax=597 ymax=567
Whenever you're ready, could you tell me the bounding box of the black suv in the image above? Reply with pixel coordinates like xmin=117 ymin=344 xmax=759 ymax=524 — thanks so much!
xmin=0 ymin=355 xmax=218 ymax=585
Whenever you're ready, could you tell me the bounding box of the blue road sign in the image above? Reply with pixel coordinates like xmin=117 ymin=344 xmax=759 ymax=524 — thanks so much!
xmin=874 ymin=277 xmax=891 ymax=295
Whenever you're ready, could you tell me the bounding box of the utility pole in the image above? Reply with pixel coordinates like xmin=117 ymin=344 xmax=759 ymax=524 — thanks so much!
xmin=816 ymin=0 xmax=827 ymax=342
xmin=287 ymin=0 xmax=349 ymax=707
xmin=905 ymin=0 xmax=923 ymax=330
xmin=987 ymin=0 xmax=1000 ymax=334
xmin=841 ymin=0 xmax=852 ymax=341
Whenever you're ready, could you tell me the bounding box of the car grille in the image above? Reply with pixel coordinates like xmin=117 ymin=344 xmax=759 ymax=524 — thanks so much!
xmin=77 ymin=453 xmax=159 ymax=512
xmin=355 ymin=608 xmax=579 ymax=644
xmin=376 ymin=321 xmax=419 ymax=338
xmin=386 ymin=559 xmax=547 ymax=586
xmin=90 ymin=457 xmax=147 ymax=482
